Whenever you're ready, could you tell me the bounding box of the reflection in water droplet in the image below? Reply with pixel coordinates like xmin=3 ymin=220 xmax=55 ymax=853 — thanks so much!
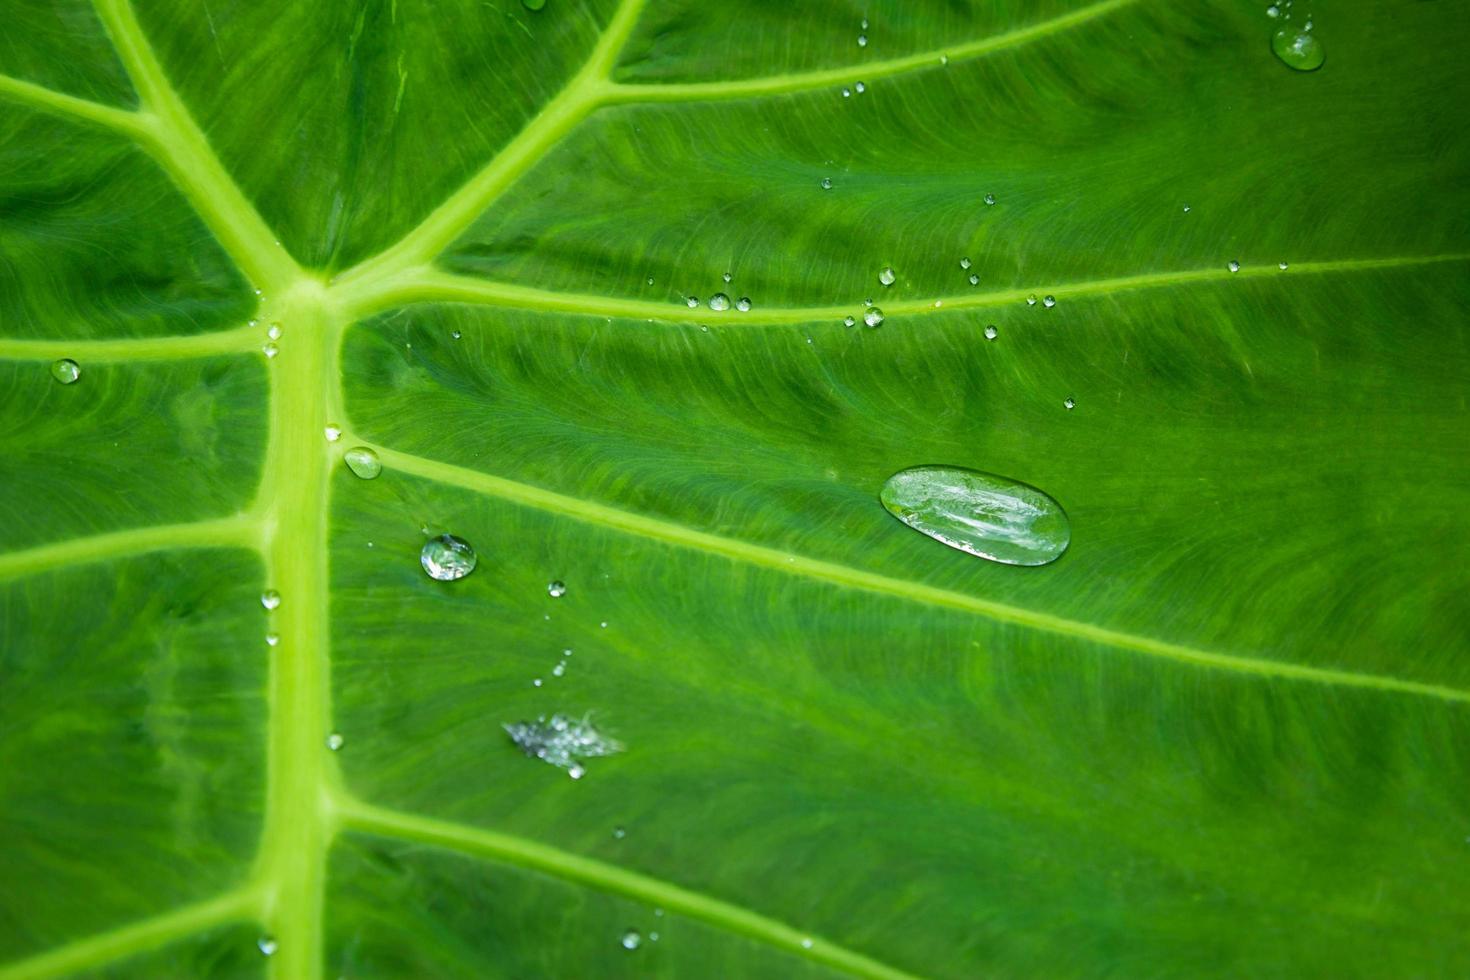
xmin=257 ymin=936 xmax=278 ymax=957
xmin=420 ymin=534 xmax=477 ymax=581
xmin=863 ymin=308 xmax=885 ymax=328
xmin=344 ymin=447 xmax=382 ymax=479
xmin=551 ymin=661 xmax=566 ymax=677
xmin=1272 ymin=27 xmax=1324 ymax=71
xmin=261 ymin=590 xmax=281 ymax=611
xmin=880 ymin=465 xmax=1070 ymax=566
xmin=736 ymin=297 xmax=752 ymax=312
xmin=568 ymin=763 xmax=586 ymax=779
xmin=622 ymin=929 xmax=642 ymax=950
xmin=984 ymin=325 xmax=998 ymax=341
xmin=326 ymin=732 xmax=344 ymax=751
xmin=50 ymin=359 xmax=81 ymax=384
xmin=709 ymin=293 xmax=731 ymax=311
xmin=820 ymin=177 xmax=833 ymax=190
xmin=842 ymin=87 xmax=851 ymax=98
xmin=324 ymin=424 xmax=342 ymax=442
xmin=1228 ymin=260 xmax=1241 ymax=273
xmin=547 ymin=580 xmax=567 ymax=598
xmin=879 ymin=267 xmax=896 ymax=286
xmin=451 ymin=329 xmax=462 ymax=340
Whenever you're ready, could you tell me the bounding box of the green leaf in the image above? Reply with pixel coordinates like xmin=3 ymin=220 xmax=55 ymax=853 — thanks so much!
xmin=3 ymin=0 xmax=1468 ymax=977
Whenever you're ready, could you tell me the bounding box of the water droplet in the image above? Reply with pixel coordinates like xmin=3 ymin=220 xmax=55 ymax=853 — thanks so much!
xmin=820 ymin=177 xmax=833 ymax=190
xmin=855 ymin=81 xmax=866 ymax=94
xmin=266 ymin=633 xmax=280 ymax=646
xmin=646 ymin=276 xmax=654 ymax=285
xmin=324 ymin=424 xmax=342 ymax=442
xmin=420 ymin=534 xmax=477 ymax=581
xmin=1272 ymin=27 xmax=1324 ymax=70
xmin=1182 ymin=205 xmax=1192 ymax=213
xmin=880 ymin=465 xmax=1071 ymax=566
xmin=984 ymin=193 xmax=996 ymax=205
xmin=861 ymin=17 xmax=868 ymax=29
xmin=1228 ymin=260 xmax=1241 ymax=273
xmin=344 ymin=446 xmax=381 ymax=480
xmin=801 ymin=938 xmax=814 ymax=949
xmin=984 ymin=325 xmax=998 ymax=341
xmin=568 ymin=763 xmax=585 ymax=779
xmin=1026 ymin=294 xmax=1037 ymax=306
xmin=1278 ymin=260 xmax=1289 ymax=270
xmin=325 ymin=732 xmax=344 ymax=751
xmin=968 ymin=274 xmax=980 ymax=286
xmin=505 ymin=713 xmax=623 ymax=774
xmin=843 ymin=315 xmax=856 ymax=327
xmin=654 ymin=908 xmax=664 ymax=917
xmin=451 ymin=329 xmax=462 ymax=340
xmin=532 ymin=678 xmax=543 ymax=687
xmin=940 ymin=54 xmax=949 ymax=65
xmin=736 ymin=297 xmax=752 ymax=312
xmin=722 ymin=272 xmax=732 ymax=283
xmin=959 ymin=257 xmax=972 ymax=270
xmin=857 ymin=34 xmax=868 ymax=47
xmin=685 ymin=296 xmax=699 ymax=308
xmin=266 ymin=324 xmax=282 ymax=341
xmin=613 ymin=826 xmax=626 ymax=839
xmin=600 ymin=620 xmax=609 ymax=628
xmin=621 ymin=929 xmax=642 ymax=950
xmin=261 ymin=590 xmax=281 ymax=611
xmin=262 ymin=342 xmax=279 ymax=359
xmin=879 ymin=267 xmax=896 ymax=286
xmin=842 ymin=87 xmax=851 ymax=98
xmin=522 ymin=0 xmax=546 ymax=9
xmin=1042 ymin=295 xmax=1056 ymax=308
xmin=863 ymin=308 xmax=885 ymax=328
xmin=709 ymin=293 xmax=731 ymax=311
xmin=551 ymin=660 xmax=566 ymax=677
xmin=50 ymin=359 xmax=81 ymax=384
xmin=257 ymin=936 xmax=277 ymax=957
xmin=649 ymin=932 xmax=660 ymax=942
xmin=1266 ymin=3 xmax=1280 ymax=16
xmin=863 ymin=298 xmax=874 ymax=307
xmin=1064 ymin=396 xmax=1076 ymax=410
xmin=563 ymin=648 xmax=573 ymax=657
xmin=547 ymin=580 xmax=567 ymax=598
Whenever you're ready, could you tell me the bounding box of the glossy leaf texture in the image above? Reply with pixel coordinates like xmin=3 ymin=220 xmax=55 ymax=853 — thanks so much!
xmin=2 ymin=1 xmax=1469 ymax=977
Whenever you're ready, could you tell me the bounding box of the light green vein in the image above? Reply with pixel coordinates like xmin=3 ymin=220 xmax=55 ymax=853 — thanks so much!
xmin=91 ymin=0 xmax=301 ymax=292
xmin=337 ymin=799 xmax=921 ymax=980
xmin=0 ymin=888 xmax=260 ymax=980
xmin=337 ymin=252 xmax=1470 ymax=323
xmin=607 ymin=0 xmax=1140 ymax=103
xmin=0 ymin=324 xmax=261 ymax=362
xmin=0 ymin=73 xmax=143 ymax=136
xmin=332 ymin=0 xmax=648 ymax=290
xmin=0 ymin=516 xmax=261 ymax=582
xmin=371 ymin=444 xmax=1470 ymax=705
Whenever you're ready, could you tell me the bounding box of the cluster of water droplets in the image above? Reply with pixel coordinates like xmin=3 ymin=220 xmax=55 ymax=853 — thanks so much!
xmin=503 ymin=713 xmax=624 ymax=779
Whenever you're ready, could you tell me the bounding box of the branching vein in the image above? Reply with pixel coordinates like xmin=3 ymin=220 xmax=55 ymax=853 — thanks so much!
xmin=0 ymin=516 xmax=261 ymax=582
xmin=0 ymin=73 xmax=144 ymax=136
xmin=0 ymin=325 xmax=261 ymax=363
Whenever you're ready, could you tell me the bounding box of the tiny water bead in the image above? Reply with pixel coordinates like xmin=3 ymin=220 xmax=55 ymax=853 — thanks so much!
xmin=722 ymin=272 xmax=732 ymax=283
xmin=1272 ymin=27 xmax=1324 ymax=71
xmin=262 ymin=342 xmax=279 ymax=359
xmin=843 ymin=315 xmax=856 ymax=327
xmin=260 ymin=590 xmax=281 ymax=611
xmin=324 ymin=424 xmax=342 ymax=442
xmin=880 ymin=465 xmax=1071 ymax=566
xmin=854 ymin=81 xmax=866 ymax=94
xmin=959 ymin=257 xmax=971 ymax=270
xmin=547 ymin=580 xmax=567 ymax=598
xmin=1042 ymin=295 xmax=1056 ymax=308
xmin=736 ymin=296 xmax=752 ymax=312
xmin=820 ymin=177 xmax=833 ymax=190
xmin=1026 ymin=294 xmax=1037 ymax=305
xmin=420 ymin=534 xmax=477 ymax=581
xmin=551 ymin=660 xmax=566 ymax=677
xmin=984 ymin=325 xmax=998 ymax=341
xmin=325 ymin=732 xmax=344 ymax=751
xmin=451 ymin=329 xmax=462 ymax=340
xmin=801 ymin=938 xmax=815 ymax=950
xmin=1064 ymin=396 xmax=1076 ymax=410
xmin=343 ymin=446 xmax=382 ymax=480
xmin=50 ymin=358 xmax=81 ymax=384
xmin=879 ymin=267 xmax=896 ymax=286
xmin=968 ymin=274 xmax=980 ymax=286
xmin=708 ymin=293 xmax=731 ymax=311
xmin=1228 ymin=260 xmax=1241 ymax=273
xmin=857 ymin=34 xmax=867 ymax=47
xmin=257 ymin=936 xmax=278 ymax=957
xmin=1278 ymin=260 xmax=1289 ymax=270
xmin=685 ymin=296 xmax=699 ymax=308
xmin=1266 ymin=3 xmax=1280 ymax=16
xmin=984 ymin=193 xmax=996 ymax=205
xmin=267 ymin=323 xmax=282 ymax=340
xmin=621 ymin=930 xmax=642 ymax=950
xmin=863 ymin=308 xmax=885 ymax=328
xmin=613 ymin=826 xmax=626 ymax=839
xmin=266 ymin=633 xmax=280 ymax=646
xmin=842 ymin=87 xmax=851 ymax=98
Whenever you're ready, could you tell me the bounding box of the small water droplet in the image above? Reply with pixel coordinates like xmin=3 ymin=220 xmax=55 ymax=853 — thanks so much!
xmin=959 ymin=257 xmax=971 ymax=270
xmin=266 ymin=323 xmax=282 ymax=341
xmin=262 ymin=342 xmax=279 ymax=359
xmin=547 ymin=580 xmax=567 ymax=598
xmin=968 ymin=274 xmax=980 ymax=286
xmin=722 ymin=272 xmax=732 ymax=283
xmin=646 ymin=276 xmax=654 ymax=285
xmin=257 ymin=936 xmax=277 ymax=957
xmin=801 ymin=938 xmax=814 ymax=949
xmin=621 ymin=929 xmax=642 ymax=950
xmin=613 ymin=826 xmax=626 ymax=839
xmin=326 ymin=732 xmax=344 ymax=751
xmin=551 ymin=660 xmax=566 ymax=677
xmin=420 ymin=534 xmax=477 ymax=581
xmin=857 ymin=34 xmax=867 ymax=47
xmin=843 ymin=315 xmax=856 ymax=327
xmin=324 ymin=424 xmax=342 ymax=442
xmin=860 ymin=17 xmax=868 ymax=29
xmin=880 ymin=465 xmax=1071 ymax=566
xmin=842 ymin=87 xmax=851 ymax=98
xmin=709 ymin=293 xmax=731 ymax=311
xmin=600 ymin=620 xmax=609 ymax=628
xmin=649 ymin=932 xmax=660 ymax=942
xmin=984 ymin=193 xmax=996 ymax=205
xmin=940 ymin=53 xmax=949 ymax=65
xmin=984 ymin=325 xmax=998 ymax=341
xmin=863 ymin=308 xmax=885 ymax=328
xmin=654 ymin=908 xmax=664 ymax=917
xmin=344 ymin=446 xmax=381 ymax=480
xmin=1064 ymin=396 xmax=1076 ymax=410
xmin=451 ymin=329 xmax=462 ymax=340
xmin=736 ymin=296 xmax=752 ymax=312
xmin=1026 ymin=294 xmax=1037 ymax=306
xmin=820 ymin=177 xmax=833 ymax=190
xmin=879 ymin=267 xmax=896 ymax=286
xmin=50 ymin=359 xmax=81 ymax=384
xmin=1042 ymin=295 xmax=1056 ymax=308
xmin=1272 ymin=27 xmax=1324 ymax=70
xmin=863 ymin=297 xmax=874 ymax=307
xmin=1228 ymin=260 xmax=1241 ymax=273
xmin=261 ymin=590 xmax=281 ymax=611
xmin=855 ymin=81 xmax=866 ymax=94
xmin=266 ymin=633 xmax=280 ymax=646
xmin=1182 ymin=205 xmax=1192 ymax=213
xmin=563 ymin=648 xmax=573 ymax=657
xmin=1266 ymin=3 xmax=1280 ymax=16
xmin=532 ymin=678 xmax=543 ymax=687
xmin=685 ymin=296 xmax=699 ymax=308
xmin=568 ymin=763 xmax=586 ymax=779
xmin=1278 ymin=260 xmax=1289 ymax=270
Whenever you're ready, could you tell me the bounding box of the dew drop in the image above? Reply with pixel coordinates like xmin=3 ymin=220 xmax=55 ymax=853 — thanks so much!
xmin=532 ymin=678 xmax=543 ymax=687
xmin=984 ymin=325 xmax=998 ymax=341
xmin=646 ymin=276 xmax=654 ymax=286
xmin=1064 ymin=396 xmax=1076 ymax=410
xmin=968 ymin=274 xmax=980 ymax=286
xmin=843 ymin=315 xmax=856 ymax=327
xmin=344 ymin=446 xmax=382 ymax=480
xmin=267 ymin=323 xmax=282 ymax=341
xmin=1042 ymin=295 xmax=1056 ymax=308
xmin=547 ymin=580 xmax=567 ymax=598
xmin=50 ymin=358 xmax=81 ymax=384
xmin=568 ymin=763 xmax=586 ymax=780
xmin=1026 ymin=294 xmax=1037 ymax=306
xmin=551 ymin=660 xmax=566 ymax=677
xmin=820 ymin=177 xmax=833 ymax=190
xmin=1228 ymin=260 xmax=1241 ymax=273
xmin=1182 ymin=205 xmax=1192 ymax=213
xmin=451 ymin=329 xmax=462 ymax=340
xmin=842 ymin=87 xmax=851 ymax=98
xmin=1266 ymin=3 xmax=1280 ymax=16
xmin=709 ymin=293 xmax=731 ymax=311
xmin=1278 ymin=260 xmax=1289 ymax=271
xmin=260 ymin=590 xmax=281 ymax=611
xmin=855 ymin=81 xmax=866 ymax=94
xmin=801 ymin=938 xmax=815 ymax=949
xmin=650 ymin=932 xmax=660 ymax=942
xmin=420 ymin=534 xmax=477 ymax=581
xmin=257 ymin=936 xmax=277 ymax=957
xmin=262 ymin=342 xmax=279 ymax=359
xmin=266 ymin=632 xmax=280 ymax=646
xmin=622 ymin=929 xmax=642 ymax=950
xmin=685 ymin=296 xmax=699 ymax=308
xmin=324 ymin=424 xmax=342 ymax=442
xmin=879 ymin=267 xmax=896 ymax=286
xmin=325 ymin=732 xmax=344 ymax=751
xmin=880 ymin=465 xmax=1070 ymax=566
xmin=959 ymin=257 xmax=972 ymax=270
xmin=613 ymin=825 xmax=626 ymax=839
xmin=857 ymin=34 xmax=867 ymax=47
xmin=722 ymin=272 xmax=733 ymax=283
xmin=983 ymin=193 xmax=996 ymax=205
xmin=1272 ymin=27 xmax=1324 ymax=71
xmin=736 ymin=296 xmax=752 ymax=312
xmin=863 ymin=308 xmax=885 ymax=328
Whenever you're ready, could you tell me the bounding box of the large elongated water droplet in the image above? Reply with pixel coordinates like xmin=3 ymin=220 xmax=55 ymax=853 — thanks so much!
xmin=880 ymin=466 xmax=1070 ymax=566
xmin=344 ymin=447 xmax=382 ymax=480
xmin=1272 ymin=27 xmax=1324 ymax=71
xmin=421 ymin=534 xmax=477 ymax=581
xmin=51 ymin=359 xmax=81 ymax=384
